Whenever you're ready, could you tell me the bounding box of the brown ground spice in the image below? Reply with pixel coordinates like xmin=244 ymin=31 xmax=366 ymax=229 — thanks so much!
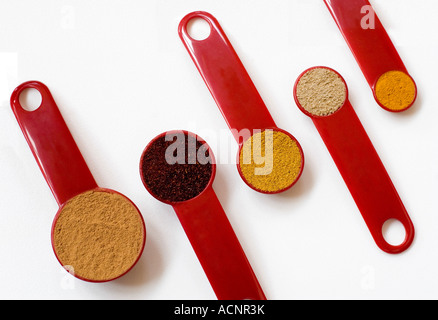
xmin=53 ymin=190 xmax=145 ymax=281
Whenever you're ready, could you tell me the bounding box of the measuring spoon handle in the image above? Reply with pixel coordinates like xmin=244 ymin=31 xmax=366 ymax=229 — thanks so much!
xmin=323 ymin=0 xmax=407 ymax=87
xmin=11 ymin=81 xmax=98 ymax=206
xmin=312 ymin=101 xmax=414 ymax=253
xmin=179 ymin=11 xmax=276 ymax=141
xmin=173 ymin=187 xmax=266 ymax=300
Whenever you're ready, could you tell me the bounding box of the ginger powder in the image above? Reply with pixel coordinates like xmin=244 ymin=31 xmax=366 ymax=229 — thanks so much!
xmin=295 ymin=67 xmax=347 ymax=116
xmin=239 ymin=130 xmax=303 ymax=193
xmin=52 ymin=190 xmax=145 ymax=282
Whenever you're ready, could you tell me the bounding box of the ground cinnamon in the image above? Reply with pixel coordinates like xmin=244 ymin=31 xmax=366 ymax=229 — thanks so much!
xmin=52 ymin=190 xmax=145 ymax=282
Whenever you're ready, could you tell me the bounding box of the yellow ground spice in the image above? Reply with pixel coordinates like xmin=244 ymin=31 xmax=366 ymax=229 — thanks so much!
xmin=375 ymin=70 xmax=416 ymax=111
xmin=53 ymin=190 xmax=145 ymax=281
xmin=239 ymin=130 xmax=303 ymax=193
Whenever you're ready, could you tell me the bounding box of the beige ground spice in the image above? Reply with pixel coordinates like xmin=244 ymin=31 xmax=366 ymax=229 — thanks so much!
xmin=296 ymin=68 xmax=347 ymax=116
xmin=52 ymin=190 xmax=145 ymax=281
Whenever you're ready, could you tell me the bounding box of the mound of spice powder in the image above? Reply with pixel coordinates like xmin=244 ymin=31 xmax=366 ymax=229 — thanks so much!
xmin=53 ymin=190 xmax=145 ymax=282
xmin=296 ymin=67 xmax=347 ymax=116
xmin=239 ymin=130 xmax=303 ymax=193
xmin=141 ymin=132 xmax=213 ymax=203
xmin=375 ymin=70 xmax=416 ymax=111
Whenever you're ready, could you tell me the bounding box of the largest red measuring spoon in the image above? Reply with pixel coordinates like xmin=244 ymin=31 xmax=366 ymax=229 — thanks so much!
xmin=11 ymin=81 xmax=146 ymax=282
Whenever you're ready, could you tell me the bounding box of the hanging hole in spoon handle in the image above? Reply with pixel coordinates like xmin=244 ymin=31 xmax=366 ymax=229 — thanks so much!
xmin=140 ymin=131 xmax=266 ymax=299
xmin=11 ymin=81 xmax=98 ymax=205
xmin=293 ymin=67 xmax=414 ymax=254
xmin=19 ymin=87 xmax=43 ymax=111
xmin=179 ymin=11 xmax=213 ymax=40
xmin=178 ymin=11 xmax=277 ymax=137
xmin=185 ymin=16 xmax=212 ymax=41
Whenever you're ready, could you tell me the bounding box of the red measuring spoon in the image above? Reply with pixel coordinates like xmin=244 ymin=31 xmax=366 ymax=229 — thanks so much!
xmin=293 ymin=67 xmax=414 ymax=254
xmin=140 ymin=130 xmax=266 ymax=300
xmin=179 ymin=11 xmax=304 ymax=194
xmin=11 ymin=81 xmax=146 ymax=282
xmin=324 ymin=0 xmax=417 ymax=112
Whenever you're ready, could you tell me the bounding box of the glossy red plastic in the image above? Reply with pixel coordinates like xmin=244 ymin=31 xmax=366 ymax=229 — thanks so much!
xmin=293 ymin=67 xmax=414 ymax=254
xmin=324 ymin=0 xmax=417 ymax=112
xmin=140 ymin=131 xmax=266 ymax=300
xmin=11 ymin=81 xmax=146 ymax=282
xmin=11 ymin=81 xmax=97 ymax=205
xmin=178 ymin=11 xmax=304 ymax=193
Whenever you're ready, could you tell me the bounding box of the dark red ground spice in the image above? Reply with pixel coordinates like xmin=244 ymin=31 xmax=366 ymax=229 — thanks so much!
xmin=141 ymin=132 xmax=213 ymax=203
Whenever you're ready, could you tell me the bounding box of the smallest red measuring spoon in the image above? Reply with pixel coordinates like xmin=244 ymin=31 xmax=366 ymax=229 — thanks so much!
xmin=293 ymin=67 xmax=414 ymax=254
xmin=324 ymin=0 xmax=417 ymax=112
xmin=11 ymin=81 xmax=146 ymax=282
xmin=140 ymin=130 xmax=266 ymax=300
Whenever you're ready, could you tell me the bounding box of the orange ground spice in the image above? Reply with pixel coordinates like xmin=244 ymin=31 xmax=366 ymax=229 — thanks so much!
xmin=375 ymin=71 xmax=416 ymax=111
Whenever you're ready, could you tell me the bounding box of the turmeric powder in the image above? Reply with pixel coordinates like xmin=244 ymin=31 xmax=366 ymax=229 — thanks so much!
xmin=238 ymin=129 xmax=303 ymax=193
xmin=375 ymin=71 xmax=416 ymax=111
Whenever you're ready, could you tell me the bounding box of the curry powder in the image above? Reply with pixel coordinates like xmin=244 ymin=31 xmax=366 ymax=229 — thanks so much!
xmin=239 ymin=130 xmax=303 ymax=193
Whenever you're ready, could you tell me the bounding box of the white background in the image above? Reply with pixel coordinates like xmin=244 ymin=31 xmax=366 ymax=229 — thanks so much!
xmin=0 ymin=0 xmax=436 ymax=300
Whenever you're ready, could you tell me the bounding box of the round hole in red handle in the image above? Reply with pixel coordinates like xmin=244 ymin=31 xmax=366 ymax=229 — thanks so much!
xmin=179 ymin=11 xmax=215 ymax=42
xmin=382 ymin=218 xmax=407 ymax=247
xmin=11 ymin=81 xmax=53 ymax=114
xmin=18 ymin=88 xmax=42 ymax=111
xmin=185 ymin=17 xmax=212 ymax=41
